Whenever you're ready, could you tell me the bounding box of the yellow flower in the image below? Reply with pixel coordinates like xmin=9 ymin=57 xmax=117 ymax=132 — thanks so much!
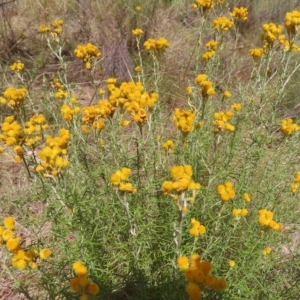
xmin=2 ymin=229 xmax=14 ymax=241
xmin=3 ymin=216 xmax=15 ymax=230
xmin=223 ymin=90 xmax=232 ymax=98
xmin=177 ymin=256 xmax=189 ymax=270
xmin=73 ymin=261 xmax=88 ymax=277
xmin=202 ymin=50 xmax=215 ymax=60
xmin=162 ymin=140 xmax=175 ymax=152
xmin=229 ymin=260 xmax=235 ymax=268
xmin=249 ymin=48 xmax=264 ymax=59
xmin=135 ymin=66 xmax=141 ymax=73
xmin=205 ymin=40 xmax=218 ymax=50
xmin=285 ymin=10 xmax=300 ymax=36
xmin=281 ymin=118 xmax=300 ymax=135
xmin=230 ymin=7 xmax=248 ymax=21
xmin=186 ymin=282 xmax=201 ymax=300
xmin=262 ymin=247 xmax=272 ymax=255
xmin=213 ymin=16 xmax=234 ymax=32
xmin=136 ymin=6 xmax=142 ymax=11
xmin=70 ymin=278 xmax=81 ymax=292
xmin=217 ymin=181 xmax=235 ymax=201
xmin=88 ymin=283 xmax=100 ymax=295
xmin=212 ymin=278 xmax=226 ymax=290
xmin=189 ymin=218 xmax=206 ymax=236
xmin=144 ymin=37 xmax=170 ymax=51
xmin=10 ymin=62 xmax=25 ymax=72
xmin=196 ymin=121 xmax=202 ymax=128
xmin=195 ymin=0 xmax=214 ymax=11
xmin=2 ymin=87 xmax=27 ymax=108
xmin=231 ymin=103 xmax=242 ymax=111
xmin=120 ymin=120 xmax=131 ymax=127
xmin=39 ymin=248 xmax=52 ymax=259
xmin=186 ymin=86 xmax=193 ymax=95
xmin=6 ymin=237 xmax=20 ymax=252
xmin=132 ymin=28 xmax=143 ymax=36
xmin=243 ymin=192 xmax=251 ymax=202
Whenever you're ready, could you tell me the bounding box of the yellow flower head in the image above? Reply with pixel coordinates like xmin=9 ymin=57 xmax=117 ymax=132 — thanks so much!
xmin=217 ymin=181 xmax=235 ymax=201
xmin=262 ymin=247 xmax=272 ymax=255
xmin=249 ymin=48 xmax=264 ymax=59
xmin=213 ymin=16 xmax=234 ymax=32
xmin=231 ymin=103 xmax=242 ymax=111
xmin=3 ymin=216 xmax=15 ymax=230
xmin=230 ymin=7 xmax=248 ymax=21
xmin=10 ymin=62 xmax=25 ymax=72
xmin=177 ymin=256 xmax=189 ymax=270
xmin=228 ymin=260 xmax=235 ymax=268
xmin=6 ymin=237 xmax=21 ymax=251
xmin=162 ymin=140 xmax=175 ymax=152
xmin=223 ymin=90 xmax=232 ymax=98
xmin=39 ymin=248 xmax=52 ymax=259
xmin=186 ymin=282 xmax=202 ymax=300
xmin=132 ymin=28 xmax=143 ymax=37
xmin=88 ymin=283 xmax=100 ymax=295
xmin=73 ymin=261 xmax=88 ymax=277
xmin=285 ymin=10 xmax=300 ymax=36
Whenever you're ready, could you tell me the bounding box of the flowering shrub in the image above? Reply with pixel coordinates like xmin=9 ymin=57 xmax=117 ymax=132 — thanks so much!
xmin=1 ymin=3 xmax=299 ymax=300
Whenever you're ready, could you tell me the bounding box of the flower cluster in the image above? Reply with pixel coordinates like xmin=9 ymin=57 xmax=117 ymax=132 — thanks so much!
xmin=191 ymin=0 xmax=214 ymax=13
xmin=0 ymin=87 xmax=27 ymax=108
xmin=74 ymin=43 xmax=101 ymax=69
xmin=202 ymin=40 xmax=217 ymax=61
xmin=258 ymin=209 xmax=283 ymax=231
xmin=217 ymin=181 xmax=235 ymax=201
xmin=280 ymin=118 xmax=300 ymax=135
xmin=61 ymin=104 xmax=81 ymax=121
xmin=285 ymin=10 xmax=300 ymax=36
xmin=195 ymin=74 xmax=215 ymax=97
xmin=173 ymin=109 xmax=196 ymax=134
xmin=0 ymin=216 xmax=51 ymax=269
xmin=10 ymin=62 xmax=25 ymax=72
xmin=111 ymin=167 xmax=137 ymax=193
xmin=23 ymin=114 xmax=49 ymax=148
xmin=177 ymin=254 xmax=226 ymax=300
xmin=39 ymin=19 xmax=64 ymax=36
xmin=162 ymin=139 xmax=175 ymax=153
xmin=213 ymin=111 xmax=235 ymax=132
xmin=162 ymin=165 xmax=200 ymax=214
xmin=70 ymin=261 xmax=100 ymax=299
xmin=81 ymin=99 xmax=115 ymax=133
xmin=232 ymin=208 xmax=248 ymax=218
xmin=261 ymin=22 xmax=283 ymax=51
xmin=51 ymin=78 xmax=69 ymax=99
xmin=143 ymin=37 xmax=170 ymax=51
xmin=35 ymin=128 xmax=70 ymax=177
xmin=290 ymin=171 xmax=300 ymax=193
xmin=107 ymin=79 xmax=159 ymax=125
xmin=230 ymin=7 xmax=248 ymax=21
xmin=249 ymin=48 xmax=264 ymax=59
xmin=189 ymin=218 xmax=206 ymax=236
xmin=0 ymin=116 xmax=23 ymax=147
xmin=213 ymin=16 xmax=234 ymax=32
xmin=278 ymin=35 xmax=300 ymax=52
